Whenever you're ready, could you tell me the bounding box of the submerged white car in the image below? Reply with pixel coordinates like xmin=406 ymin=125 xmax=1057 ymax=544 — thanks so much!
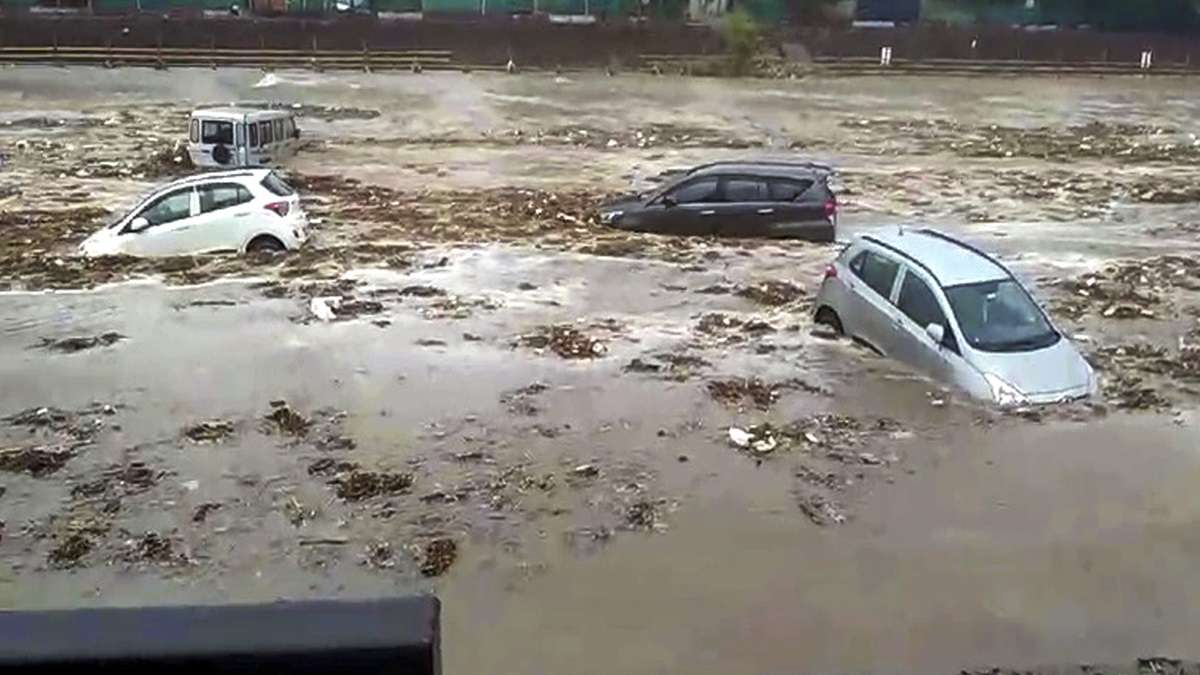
xmin=813 ymin=227 xmax=1097 ymax=406
xmin=81 ymin=169 xmax=308 ymax=257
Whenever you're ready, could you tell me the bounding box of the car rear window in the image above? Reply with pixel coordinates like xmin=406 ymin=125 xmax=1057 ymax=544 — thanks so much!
xmin=261 ymin=172 xmax=295 ymax=197
xmin=769 ymin=178 xmax=813 ymax=202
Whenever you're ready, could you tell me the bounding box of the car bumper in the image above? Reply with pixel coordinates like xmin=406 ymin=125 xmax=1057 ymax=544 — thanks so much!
xmin=1016 ymin=384 xmax=1093 ymax=406
xmin=286 ymin=213 xmax=310 ymax=248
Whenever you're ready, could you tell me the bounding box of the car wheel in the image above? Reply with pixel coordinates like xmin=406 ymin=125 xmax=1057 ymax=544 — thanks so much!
xmin=814 ymin=306 xmax=844 ymax=335
xmin=246 ymin=235 xmax=286 ymax=255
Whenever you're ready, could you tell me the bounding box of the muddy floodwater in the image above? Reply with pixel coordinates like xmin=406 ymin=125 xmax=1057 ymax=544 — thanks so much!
xmin=3 ymin=68 xmax=1200 ymax=673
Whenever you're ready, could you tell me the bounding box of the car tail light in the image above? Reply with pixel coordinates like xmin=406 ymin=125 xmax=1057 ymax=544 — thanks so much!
xmin=824 ymin=199 xmax=837 ymax=218
xmin=264 ymin=201 xmax=290 ymax=217
xmin=823 ymin=264 xmax=838 ymax=280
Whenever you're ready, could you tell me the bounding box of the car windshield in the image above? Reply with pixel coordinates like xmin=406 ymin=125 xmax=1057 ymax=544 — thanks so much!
xmin=105 ymin=188 xmax=161 ymax=228
xmin=945 ymin=279 xmax=1059 ymax=352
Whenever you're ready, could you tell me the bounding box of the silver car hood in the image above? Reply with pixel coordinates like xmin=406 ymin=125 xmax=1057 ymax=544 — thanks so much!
xmin=970 ymin=336 xmax=1091 ymax=396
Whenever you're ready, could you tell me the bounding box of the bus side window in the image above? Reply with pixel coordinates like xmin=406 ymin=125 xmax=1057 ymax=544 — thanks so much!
xmin=261 ymin=121 xmax=273 ymax=145
xmin=248 ymin=122 xmax=259 ymax=149
xmin=273 ymin=119 xmax=283 ymax=143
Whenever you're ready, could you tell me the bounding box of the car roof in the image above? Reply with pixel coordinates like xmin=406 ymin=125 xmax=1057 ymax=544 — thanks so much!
xmin=860 ymin=227 xmax=1010 ymax=287
xmin=687 ymin=160 xmax=832 ymax=180
xmin=156 ymin=169 xmax=272 ymax=191
xmin=191 ymin=108 xmax=292 ymax=121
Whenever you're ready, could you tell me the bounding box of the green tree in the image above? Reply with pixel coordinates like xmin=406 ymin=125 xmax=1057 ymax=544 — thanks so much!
xmin=722 ymin=6 xmax=760 ymax=75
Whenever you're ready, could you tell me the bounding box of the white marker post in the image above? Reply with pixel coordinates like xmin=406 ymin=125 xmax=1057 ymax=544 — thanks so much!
xmin=880 ymin=46 xmax=893 ymax=66
xmin=1140 ymin=50 xmax=1153 ymax=70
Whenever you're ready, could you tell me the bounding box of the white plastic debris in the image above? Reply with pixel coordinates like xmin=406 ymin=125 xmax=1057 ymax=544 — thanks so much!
xmin=310 ymin=296 xmax=340 ymax=322
xmin=751 ymin=436 xmax=777 ymax=454
xmin=253 ymin=73 xmax=281 ymax=88
xmin=728 ymin=426 xmax=752 ymax=448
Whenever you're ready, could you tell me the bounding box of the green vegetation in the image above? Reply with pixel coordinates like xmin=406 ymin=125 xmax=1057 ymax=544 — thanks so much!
xmin=721 ymin=6 xmax=760 ymax=75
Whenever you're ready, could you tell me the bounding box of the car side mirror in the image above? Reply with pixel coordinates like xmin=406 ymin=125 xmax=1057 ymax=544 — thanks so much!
xmin=925 ymin=323 xmax=945 ymax=346
xmin=127 ymin=217 xmax=150 ymax=233
xmin=661 ymin=195 xmax=676 ymax=208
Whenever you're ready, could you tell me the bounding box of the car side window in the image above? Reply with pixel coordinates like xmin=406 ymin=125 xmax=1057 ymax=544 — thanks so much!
xmin=898 ymin=271 xmax=946 ymax=328
xmin=723 ymin=177 xmax=768 ymax=202
xmin=855 ymin=250 xmax=901 ymax=300
xmin=136 ymin=188 xmax=193 ymax=228
xmin=199 ymin=183 xmax=253 ymax=214
xmin=668 ymin=178 xmax=719 ymax=204
xmin=899 ymin=270 xmax=961 ymax=353
xmin=768 ymin=178 xmax=813 ymax=202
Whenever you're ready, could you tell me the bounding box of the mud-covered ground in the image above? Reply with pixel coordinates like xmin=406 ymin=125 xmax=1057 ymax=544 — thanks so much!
xmin=3 ymin=69 xmax=1200 ymax=673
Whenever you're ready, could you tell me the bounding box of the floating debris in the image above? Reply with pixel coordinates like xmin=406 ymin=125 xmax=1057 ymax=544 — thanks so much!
xmin=35 ymin=332 xmax=125 ymax=354
xmin=183 ymin=420 xmax=235 ymax=443
xmin=0 ymin=446 xmax=74 ymax=477
xmin=625 ymin=499 xmax=658 ymax=529
xmin=48 ymin=533 xmax=93 ymax=567
xmin=333 ymin=470 xmax=414 ymax=501
xmin=736 ymin=280 xmax=806 ymax=307
xmin=126 ymin=531 xmax=180 ymax=564
xmin=420 ymin=538 xmax=458 ymax=577
xmin=264 ymin=401 xmax=311 ymax=436
xmin=365 ymin=541 xmax=395 ymax=569
xmin=499 ymin=382 xmax=549 ymax=416
xmin=708 ymin=377 xmax=782 ymax=410
xmin=191 ymin=502 xmax=222 ymax=523
xmin=516 ymin=324 xmax=606 ymax=359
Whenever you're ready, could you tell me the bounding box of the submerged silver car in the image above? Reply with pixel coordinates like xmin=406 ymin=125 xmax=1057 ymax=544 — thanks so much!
xmin=813 ymin=227 xmax=1096 ymax=406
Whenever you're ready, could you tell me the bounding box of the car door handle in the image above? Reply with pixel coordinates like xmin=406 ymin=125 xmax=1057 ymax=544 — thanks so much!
xmin=756 ymin=208 xmax=775 ymax=215
xmin=700 ymin=210 xmax=716 ymax=216
xmin=234 ymin=212 xmax=250 ymax=217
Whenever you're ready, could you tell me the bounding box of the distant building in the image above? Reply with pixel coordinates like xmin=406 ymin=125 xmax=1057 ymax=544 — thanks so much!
xmin=854 ymin=0 xmax=919 ymax=23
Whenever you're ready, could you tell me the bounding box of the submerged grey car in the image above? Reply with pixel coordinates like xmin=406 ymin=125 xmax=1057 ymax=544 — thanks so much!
xmin=813 ymin=228 xmax=1097 ymax=406
xmin=598 ymin=160 xmax=837 ymax=242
